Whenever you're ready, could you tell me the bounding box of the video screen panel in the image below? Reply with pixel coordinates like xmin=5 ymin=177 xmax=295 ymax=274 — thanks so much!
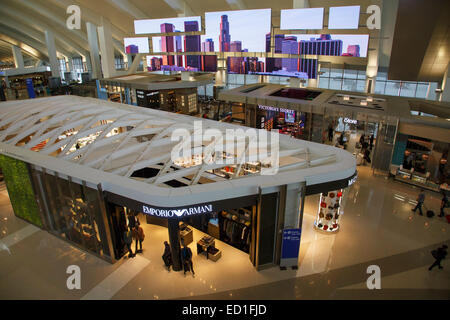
xmin=134 ymin=16 xmax=202 ymax=34
xmin=328 ymin=5 xmax=360 ymax=29
xmin=202 ymin=9 xmax=271 ymax=53
xmin=266 ymin=34 xmax=369 ymax=58
xmin=280 ymin=8 xmax=324 ymax=30
xmin=124 ymin=37 xmax=149 ymax=54
xmin=146 ymin=55 xmax=217 ymax=72
xmin=227 ymin=57 xmax=318 ymax=79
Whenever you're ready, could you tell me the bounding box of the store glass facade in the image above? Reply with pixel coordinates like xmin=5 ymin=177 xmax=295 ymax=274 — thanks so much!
xmin=29 ymin=167 xmax=112 ymax=260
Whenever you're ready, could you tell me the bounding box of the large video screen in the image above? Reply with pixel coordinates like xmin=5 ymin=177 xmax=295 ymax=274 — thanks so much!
xmin=328 ymin=6 xmax=360 ymax=29
xmin=227 ymin=57 xmax=318 ymax=79
xmin=134 ymin=16 xmax=202 ymax=34
xmin=146 ymin=55 xmax=217 ymax=72
xmin=266 ymin=34 xmax=369 ymax=58
xmin=202 ymin=9 xmax=271 ymax=53
xmin=124 ymin=37 xmax=149 ymax=54
xmin=280 ymin=8 xmax=324 ymax=30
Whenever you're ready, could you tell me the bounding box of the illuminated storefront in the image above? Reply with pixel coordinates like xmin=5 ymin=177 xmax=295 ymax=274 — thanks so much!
xmin=0 ymin=96 xmax=356 ymax=270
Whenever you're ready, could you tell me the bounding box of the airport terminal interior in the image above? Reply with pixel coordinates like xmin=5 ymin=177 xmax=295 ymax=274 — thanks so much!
xmin=0 ymin=0 xmax=449 ymax=301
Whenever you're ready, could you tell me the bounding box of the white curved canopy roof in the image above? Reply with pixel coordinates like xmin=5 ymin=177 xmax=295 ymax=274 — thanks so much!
xmin=0 ymin=96 xmax=356 ymax=207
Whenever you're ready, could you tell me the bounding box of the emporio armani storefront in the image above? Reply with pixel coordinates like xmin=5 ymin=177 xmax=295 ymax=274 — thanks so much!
xmin=0 ymin=96 xmax=356 ymax=271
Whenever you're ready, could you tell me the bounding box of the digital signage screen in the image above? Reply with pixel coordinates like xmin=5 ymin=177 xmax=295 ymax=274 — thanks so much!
xmin=134 ymin=16 xmax=202 ymax=34
xmin=266 ymin=34 xmax=369 ymax=58
xmin=227 ymin=56 xmax=318 ymax=79
xmin=146 ymin=55 xmax=217 ymax=72
xmin=202 ymin=9 xmax=271 ymax=53
xmin=124 ymin=37 xmax=149 ymax=54
xmin=280 ymin=8 xmax=324 ymax=30
xmin=328 ymin=5 xmax=361 ymax=29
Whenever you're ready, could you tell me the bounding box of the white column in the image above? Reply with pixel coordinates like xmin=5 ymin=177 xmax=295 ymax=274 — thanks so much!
xmin=44 ymin=30 xmax=60 ymax=78
xmin=365 ymin=49 xmax=378 ymax=94
xmin=11 ymin=45 xmax=25 ymax=69
xmin=127 ymin=54 xmax=144 ymax=74
xmin=293 ymin=0 xmax=309 ymax=8
xmin=440 ymin=63 xmax=450 ymax=102
xmin=215 ymin=54 xmax=227 ymax=86
xmin=97 ymin=17 xmax=116 ymax=79
xmin=67 ymin=57 xmax=74 ymax=81
xmin=87 ymin=22 xmax=102 ymax=79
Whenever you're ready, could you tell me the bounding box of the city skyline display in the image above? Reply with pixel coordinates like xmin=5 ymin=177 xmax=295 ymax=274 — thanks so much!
xmin=124 ymin=37 xmax=149 ymax=54
xmin=134 ymin=16 xmax=202 ymax=34
xmin=146 ymin=55 xmax=217 ymax=72
xmin=227 ymin=56 xmax=318 ymax=79
xmin=202 ymin=9 xmax=271 ymax=53
xmin=268 ymin=34 xmax=369 ymax=58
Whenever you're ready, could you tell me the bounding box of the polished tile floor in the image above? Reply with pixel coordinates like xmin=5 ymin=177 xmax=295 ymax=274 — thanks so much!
xmin=0 ymin=164 xmax=449 ymax=300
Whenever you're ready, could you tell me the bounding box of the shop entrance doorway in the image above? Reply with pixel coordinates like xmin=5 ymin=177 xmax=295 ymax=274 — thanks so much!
xmin=105 ymin=200 xmax=256 ymax=273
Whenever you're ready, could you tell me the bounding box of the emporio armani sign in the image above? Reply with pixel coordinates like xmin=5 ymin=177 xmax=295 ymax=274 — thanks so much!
xmin=142 ymin=204 xmax=213 ymax=218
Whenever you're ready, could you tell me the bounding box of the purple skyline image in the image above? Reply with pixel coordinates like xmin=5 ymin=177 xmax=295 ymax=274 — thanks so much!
xmin=123 ymin=37 xmax=149 ymax=54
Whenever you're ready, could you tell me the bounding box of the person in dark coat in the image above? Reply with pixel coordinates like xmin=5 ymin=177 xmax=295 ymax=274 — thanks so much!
xmin=128 ymin=212 xmax=136 ymax=230
xmin=412 ymin=189 xmax=425 ymax=216
xmin=363 ymin=148 xmax=371 ymax=164
xmin=328 ymin=125 xmax=334 ymax=142
xmin=162 ymin=241 xmax=172 ymax=271
xmin=440 ymin=193 xmax=448 ymax=217
xmin=133 ymin=222 xmax=145 ymax=253
xmin=123 ymin=227 xmax=134 ymax=258
xmin=370 ymin=134 xmax=374 ymax=150
xmin=338 ymin=133 xmax=345 ymax=146
xmin=429 ymin=245 xmax=448 ymax=270
xmin=181 ymin=243 xmax=195 ymax=276
xmin=359 ymin=134 xmax=365 ymax=146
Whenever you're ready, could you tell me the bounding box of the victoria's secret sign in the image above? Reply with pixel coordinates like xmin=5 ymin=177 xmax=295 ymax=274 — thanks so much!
xmin=142 ymin=204 xmax=213 ymax=218
xmin=258 ymin=105 xmax=295 ymax=114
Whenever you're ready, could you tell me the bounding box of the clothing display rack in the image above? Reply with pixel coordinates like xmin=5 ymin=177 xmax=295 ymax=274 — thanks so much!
xmin=218 ymin=209 xmax=251 ymax=253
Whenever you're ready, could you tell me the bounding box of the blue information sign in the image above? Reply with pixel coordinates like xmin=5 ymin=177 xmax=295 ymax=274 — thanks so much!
xmin=281 ymin=228 xmax=301 ymax=260
xmin=26 ymin=78 xmax=36 ymax=99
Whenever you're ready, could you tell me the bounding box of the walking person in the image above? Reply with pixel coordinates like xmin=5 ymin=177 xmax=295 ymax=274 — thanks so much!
xmin=328 ymin=124 xmax=334 ymax=142
xmin=133 ymin=222 xmax=145 ymax=254
xmin=123 ymin=226 xmax=134 ymax=258
xmin=128 ymin=211 xmax=137 ymax=230
xmin=440 ymin=193 xmax=448 ymax=217
xmin=162 ymin=241 xmax=173 ymax=271
xmin=429 ymin=245 xmax=448 ymax=271
xmin=181 ymin=243 xmax=195 ymax=277
xmin=370 ymin=134 xmax=374 ymax=150
xmin=412 ymin=189 xmax=425 ymax=216
xmin=359 ymin=134 xmax=365 ymax=146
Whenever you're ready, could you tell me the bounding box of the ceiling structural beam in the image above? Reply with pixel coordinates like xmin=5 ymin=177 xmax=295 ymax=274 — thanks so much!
xmin=0 ymin=11 xmax=73 ymax=58
xmin=86 ymin=22 xmax=102 ymax=79
xmin=14 ymin=0 xmax=90 ymax=50
xmin=1 ymin=6 xmax=89 ymax=58
xmin=11 ymin=45 xmax=25 ymax=69
xmin=441 ymin=63 xmax=450 ymax=102
xmin=98 ymin=17 xmax=117 ymax=79
xmin=107 ymin=0 xmax=148 ymax=19
xmin=225 ymin=0 xmax=247 ymax=10
xmin=0 ymin=30 xmax=50 ymax=61
xmin=45 ymin=0 xmax=127 ymax=55
xmin=44 ymin=30 xmax=61 ymax=78
xmin=164 ymin=0 xmax=195 ymax=17
xmin=293 ymin=0 xmax=309 ymax=8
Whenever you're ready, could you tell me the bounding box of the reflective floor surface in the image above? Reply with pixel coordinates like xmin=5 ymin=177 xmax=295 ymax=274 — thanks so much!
xmin=0 ymin=164 xmax=449 ymax=300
